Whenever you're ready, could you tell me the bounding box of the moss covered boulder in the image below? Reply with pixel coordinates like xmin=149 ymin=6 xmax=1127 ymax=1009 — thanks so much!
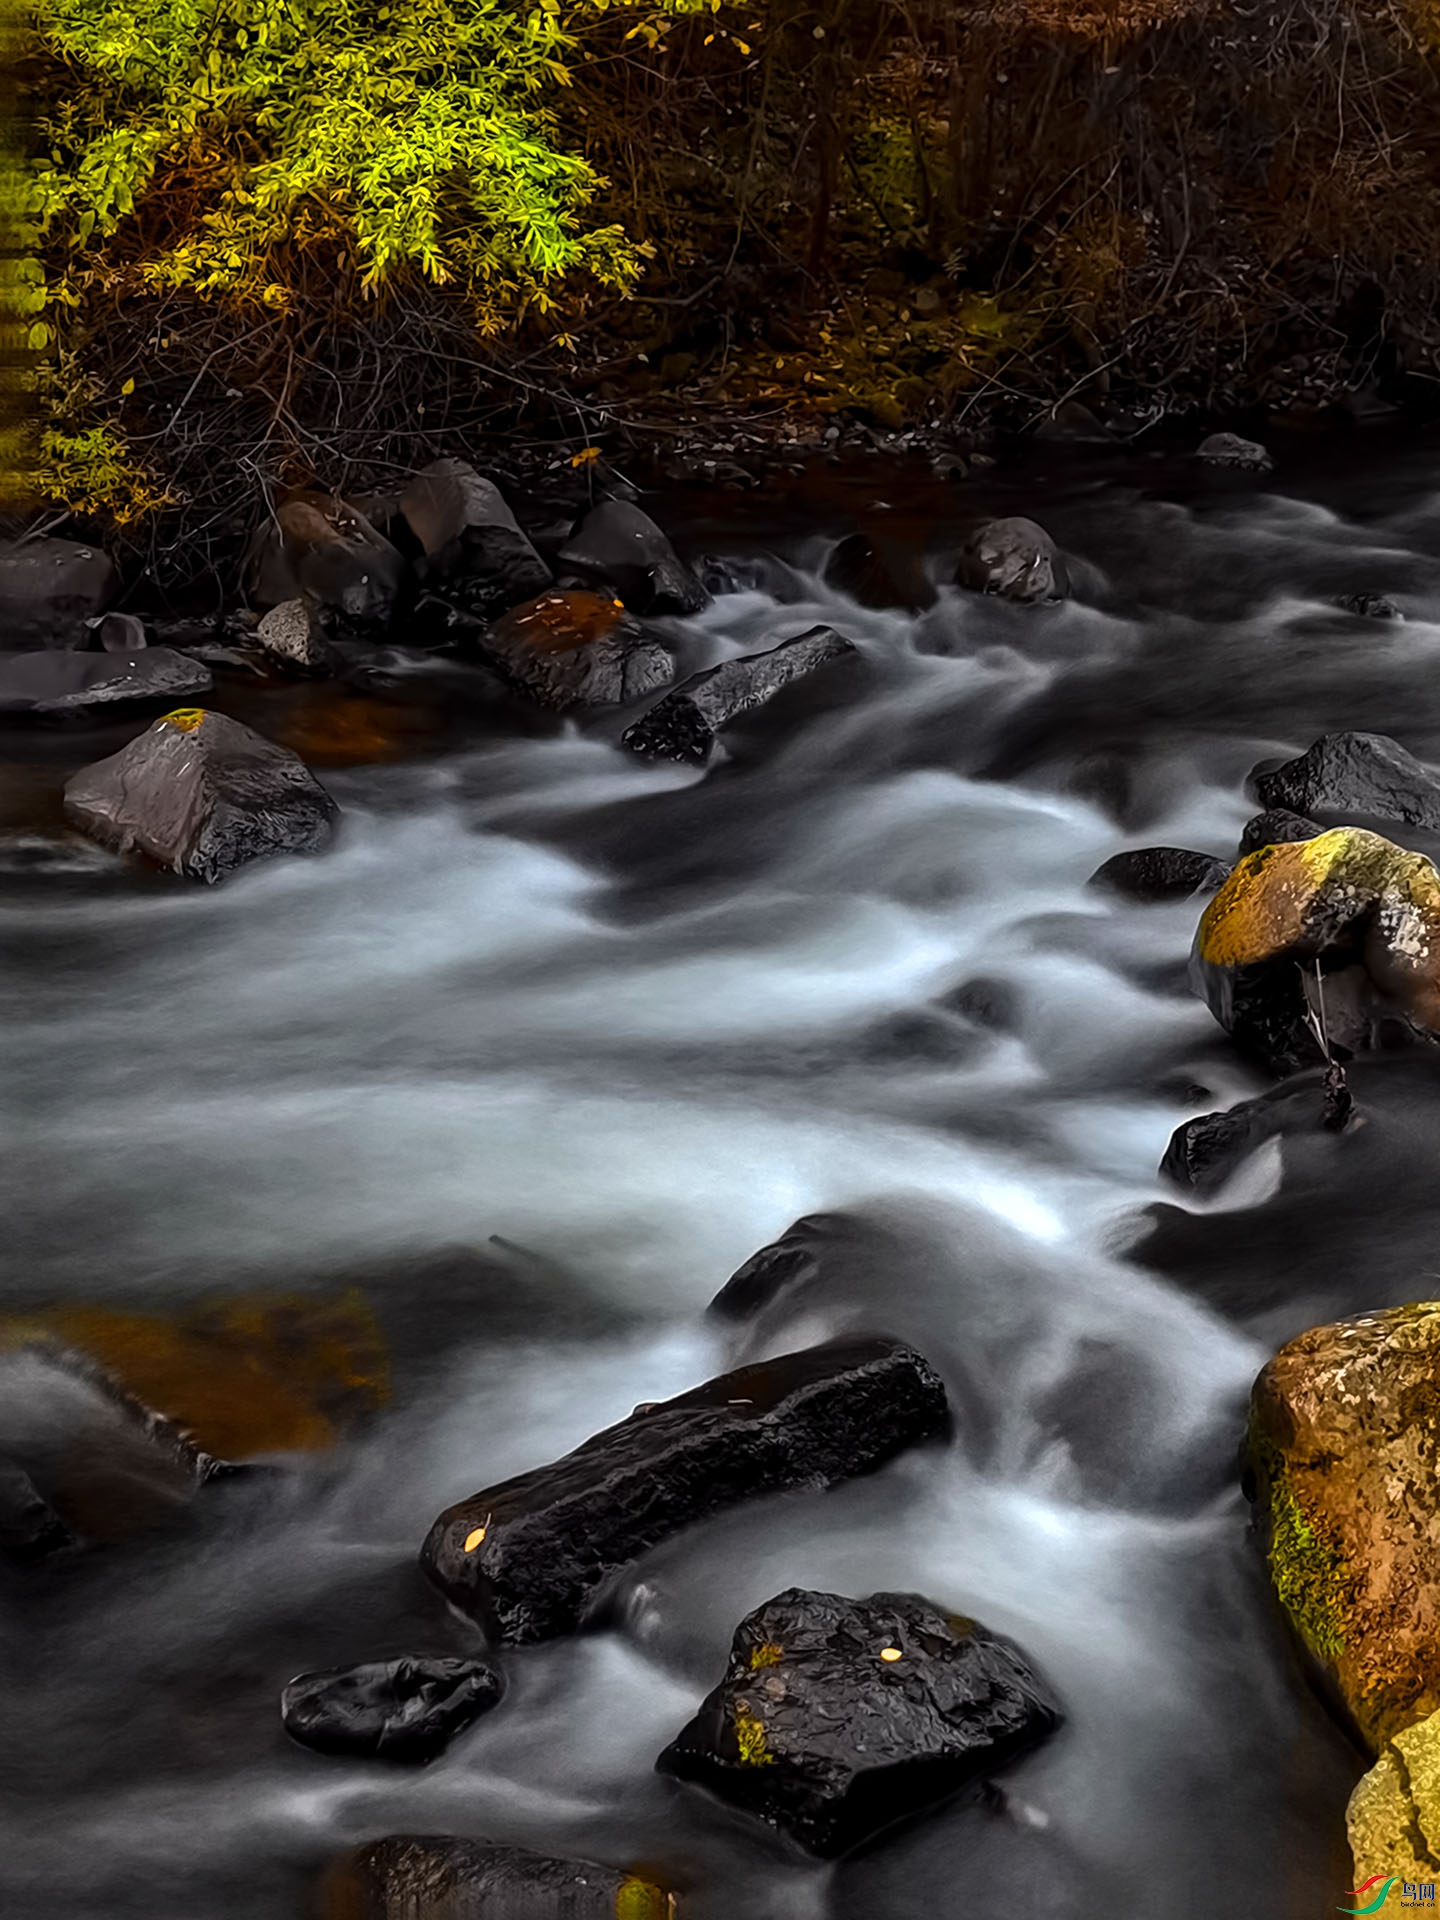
xmin=1247 ymin=1303 xmax=1440 ymax=1748
xmin=1347 ymin=1707 xmax=1440 ymax=1896
xmin=1192 ymin=827 xmax=1440 ymax=1073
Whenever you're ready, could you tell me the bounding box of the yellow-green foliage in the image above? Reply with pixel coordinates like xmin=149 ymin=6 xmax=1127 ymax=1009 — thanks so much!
xmin=28 ymin=0 xmax=712 ymax=325
xmin=1267 ymin=1466 xmax=1348 ymax=1663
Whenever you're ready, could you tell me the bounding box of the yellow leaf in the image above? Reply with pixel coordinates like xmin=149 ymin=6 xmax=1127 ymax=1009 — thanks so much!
xmin=571 ymin=445 xmax=602 ymax=466
xmin=121 ymin=377 xmax=135 ymax=395
xmin=734 ymin=37 xmax=750 ymax=52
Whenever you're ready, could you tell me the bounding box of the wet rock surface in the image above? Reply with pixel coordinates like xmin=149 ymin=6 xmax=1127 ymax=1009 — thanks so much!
xmin=1346 ymin=1707 xmax=1440 ymax=1895
xmin=657 ymin=1586 xmax=1063 ymax=1857
xmin=420 ymin=1336 xmax=950 ymax=1643
xmin=63 ymin=707 xmax=339 ymax=882
xmin=622 ymin=625 xmax=856 ymax=765
xmin=281 ymin=1656 xmax=502 ymax=1763
xmin=954 ymin=517 xmax=1065 ymax=603
xmin=1247 ymin=1301 xmax=1440 ymax=1748
xmin=400 ymin=460 xmax=552 ymax=616
xmin=0 ymin=646 xmax=213 ymax=717
xmin=1088 ymin=845 xmax=1230 ymax=901
xmin=0 ymin=537 xmax=119 ymax=649
xmin=1196 ymin=432 xmax=1274 ymax=471
xmin=1253 ymin=731 xmax=1440 ymax=832
xmin=559 ymin=499 xmax=707 ymax=616
xmin=1161 ymin=1069 xmax=1349 ymax=1195
xmin=822 ymin=532 xmax=936 ymax=611
xmin=479 ymin=589 xmax=674 ymax=708
xmin=707 ymin=1215 xmax=833 ymax=1321
xmin=0 ymin=1458 xmax=74 ymax=1563
xmin=1335 ymin=591 xmax=1404 ymax=620
xmin=1237 ymin=807 xmax=1321 ymax=857
xmin=321 ymin=1835 xmax=676 ymax=1919
xmin=249 ymin=493 xmax=406 ymax=635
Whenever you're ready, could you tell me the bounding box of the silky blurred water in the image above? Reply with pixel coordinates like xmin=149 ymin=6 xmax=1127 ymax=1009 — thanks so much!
xmin=12 ymin=437 xmax=1440 ymax=1917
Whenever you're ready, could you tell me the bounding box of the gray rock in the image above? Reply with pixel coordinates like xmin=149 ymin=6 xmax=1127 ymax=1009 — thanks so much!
xmin=0 ymin=1459 xmax=73 ymax=1564
xmin=88 ymin=612 xmax=148 ymax=652
xmin=1089 ymin=846 xmax=1230 ymax=901
xmin=479 ymin=589 xmax=673 ymax=708
xmin=1335 ymin=591 xmax=1403 ymax=621
xmin=708 ymin=1214 xmax=832 ymax=1321
xmin=420 ymin=1336 xmax=950 ymax=1644
xmin=0 ymin=647 xmax=212 ymax=717
xmin=1196 ymin=432 xmax=1273 ymax=471
xmin=955 ymin=517 xmax=1066 ymax=603
xmin=281 ymin=1656 xmax=502 ymax=1763
xmin=64 ymin=708 xmax=338 ymax=882
xmin=1238 ymin=807 xmax=1322 ymax=857
xmin=321 ymin=1837 xmax=677 ymax=1919
xmin=0 ymin=537 xmax=119 ymax=648
xmin=400 ymin=460 xmax=552 ymax=616
xmin=249 ymin=493 xmax=406 ymax=634
xmin=256 ymin=598 xmax=336 ymax=672
xmin=559 ymin=500 xmax=707 ymax=616
xmin=1253 ymin=732 xmax=1440 ymax=831
xmin=657 ymin=1587 xmax=1063 ymax=1856
xmin=622 ymin=625 xmax=856 ymax=766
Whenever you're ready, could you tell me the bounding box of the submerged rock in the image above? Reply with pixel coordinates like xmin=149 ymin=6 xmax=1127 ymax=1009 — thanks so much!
xmin=559 ymin=500 xmax=707 ymax=616
xmin=621 ymin=625 xmax=856 ymax=766
xmin=282 ymin=1656 xmax=502 ymax=1763
xmin=64 ymin=708 xmax=338 ymax=882
xmin=1347 ymin=1707 xmax=1440 ymax=1898
xmin=823 ymin=533 xmax=935 ymax=611
xmin=0 ymin=647 xmax=212 ymax=717
xmin=480 ymin=589 xmax=673 ymax=709
xmin=1196 ymin=431 xmax=1273 ymax=471
xmin=1247 ymin=1302 xmax=1440 ymax=1746
xmin=1191 ymin=826 xmax=1440 ymax=1073
xmin=420 ymin=1336 xmax=950 ymax=1643
xmin=1161 ymin=1069 xmax=1351 ymax=1195
xmin=400 ymin=460 xmax=552 ymax=616
xmin=708 ymin=1215 xmax=833 ymax=1321
xmin=249 ymin=493 xmax=406 ymax=635
xmin=954 ymin=517 xmax=1065 ymax=604
xmin=321 ymin=1836 xmax=676 ymax=1919
xmin=657 ymin=1587 xmax=1062 ymax=1857
xmin=1253 ymin=732 xmax=1440 ymax=832
xmin=1237 ymin=807 xmax=1321 ymax=858
xmin=0 ymin=1458 xmax=74 ymax=1564
xmin=0 ymin=537 xmax=118 ymax=648
xmin=1088 ymin=846 xmax=1229 ymax=902
xmin=1335 ymin=591 xmax=1404 ymax=621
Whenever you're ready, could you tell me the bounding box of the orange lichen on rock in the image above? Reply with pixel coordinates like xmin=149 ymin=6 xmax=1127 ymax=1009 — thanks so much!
xmin=1249 ymin=1302 xmax=1440 ymax=1748
xmin=0 ymin=1292 xmax=388 ymax=1458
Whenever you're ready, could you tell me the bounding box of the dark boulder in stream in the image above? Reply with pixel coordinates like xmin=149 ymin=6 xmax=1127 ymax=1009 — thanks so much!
xmin=708 ymin=1214 xmax=833 ymax=1321
xmin=1335 ymin=590 xmax=1403 ymax=621
xmin=954 ymin=517 xmax=1066 ymax=604
xmin=1253 ymin=731 xmax=1440 ymax=832
xmin=823 ymin=532 xmax=936 ymax=611
xmin=1161 ymin=1068 xmax=1353 ymax=1195
xmin=249 ymin=492 xmax=406 ymax=636
xmin=0 ymin=536 xmax=118 ymax=648
xmin=0 ymin=646 xmax=212 ymax=717
xmin=281 ymin=1656 xmax=502 ymax=1763
xmin=0 ymin=1458 xmax=74 ymax=1564
xmin=480 ymin=589 xmax=674 ymax=708
xmin=657 ymin=1587 xmax=1063 ymax=1857
xmin=1088 ymin=846 xmax=1229 ymax=902
xmin=64 ymin=708 xmax=338 ymax=882
xmin=622 ymin=625 xmax=856 ymax=765
xmin=1237 ymin=807 xmax=1321 ymax=857
xmin=321 ymin=1835 xmax=676 ymax=1919
xmin=559 ymin=499 xmax=707 ymax=616
xmin=399 ymin=459 xmax=552 ymax=616
xmin=420 ymin=1336 xmax=950 ymax=1643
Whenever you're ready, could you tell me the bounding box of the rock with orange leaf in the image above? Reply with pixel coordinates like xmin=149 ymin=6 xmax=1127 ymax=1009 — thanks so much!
xmin=1191 ymin=827 xmax=1440 ymax=1073
xmin=320 ymin=1836 xmax=678 ymax=1919
xmin=479 ymin=588 xmax=674 ymax=709
xmin=63 ymin=707 xmax=338 ymax=881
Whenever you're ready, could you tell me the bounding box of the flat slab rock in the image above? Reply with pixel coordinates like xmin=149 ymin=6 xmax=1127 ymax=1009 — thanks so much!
xmin=657 ymin=1587 xmax=1063 ymax=1856
xmin=622 ymin=625 xmax=856 ymax=765
xmin=64 ymin=708 xmax=338 ymax=883
xmin=282 ymin=1656 xmax=502 ymax=1763
xmin=0 ymin=646 xmax=212 ymax=717
xmin=1253 ymin=732 xmax=1440 ymax=832
xmin=421 ymin=1336 xmax=950 ymax=1643
xmin=321 ymin=1836 xmax=676 ymax=1919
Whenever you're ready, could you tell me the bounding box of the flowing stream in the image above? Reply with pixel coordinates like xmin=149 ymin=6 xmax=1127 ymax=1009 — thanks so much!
xmin=12 ymin=435 xmax=1440 ymax=1917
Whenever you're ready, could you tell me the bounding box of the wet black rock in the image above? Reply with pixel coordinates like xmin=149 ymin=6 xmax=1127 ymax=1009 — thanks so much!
xmin=281 ymin=1656 xmax=502 ymax=1763
xmin=621 ymin=625 xmax=856 ymax=766
xmin=0 ymin=537 xmax=118 ymax=648
xmin=1161 ymin=1069 xmax=1354 ymax=1195
xmin=1088 ymin=846 xmax=1230 ymax=902
xmin=399 ymin=460 xmax=552 ymax=616
xmin=420 ymin=1336 xmax=950 ymax=1644
xmin=0 ymin=1459 xmax=74 ymax=1563
xmin=0 ymin=646 xmax=213 ymax=717
xmin=1253 ymin=732 xmax=1440 ymax=832
xmin=321 ymin=1835 xmax=676 ymax=1919
xmin=1238 ymin=808 xmax=1322 ymax=858
xmin=657 ymin=1587 xmax=1063 ymax=1857
xmin=64 ymin=708 xmax=338 ymax=882
xmin=249 ymin=493 xmax=406 ymax=636
xmin=955 ymin=517 xmax=1066 ymax=604
xmin=1196 ymin=432 xmax=1273 ymax=472
xmin=1335 ymin=591 xmax=1403 ymax=621
xmin=479 ymin=589 xmax=673 ymax=709
xmin=708 ymin=1215 xmax=832 ymax=1321
xmin=558 ymin=500 xmax=707 ymax=616
xmin=823 ymin=533 xmax=936 ymax=612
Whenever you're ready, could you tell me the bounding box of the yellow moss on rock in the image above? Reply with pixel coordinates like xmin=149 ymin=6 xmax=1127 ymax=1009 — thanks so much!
xmin=734 ymin=1708 xmax=773 ymax=1767
xmin=1348 ymin=1707 xmax=1440 ymax=1891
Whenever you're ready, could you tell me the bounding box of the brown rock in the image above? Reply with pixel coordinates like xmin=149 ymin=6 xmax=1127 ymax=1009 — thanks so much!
xmin=1247 ymin=1302 xmax=1440 ymax=1746
xmin=479 ymin=589 xmax=673 ymax=708
xmin=320 ymin=1836 xmax=676 ymax=1918
xmin=249 ymin=493 xmax=405 ymax=633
